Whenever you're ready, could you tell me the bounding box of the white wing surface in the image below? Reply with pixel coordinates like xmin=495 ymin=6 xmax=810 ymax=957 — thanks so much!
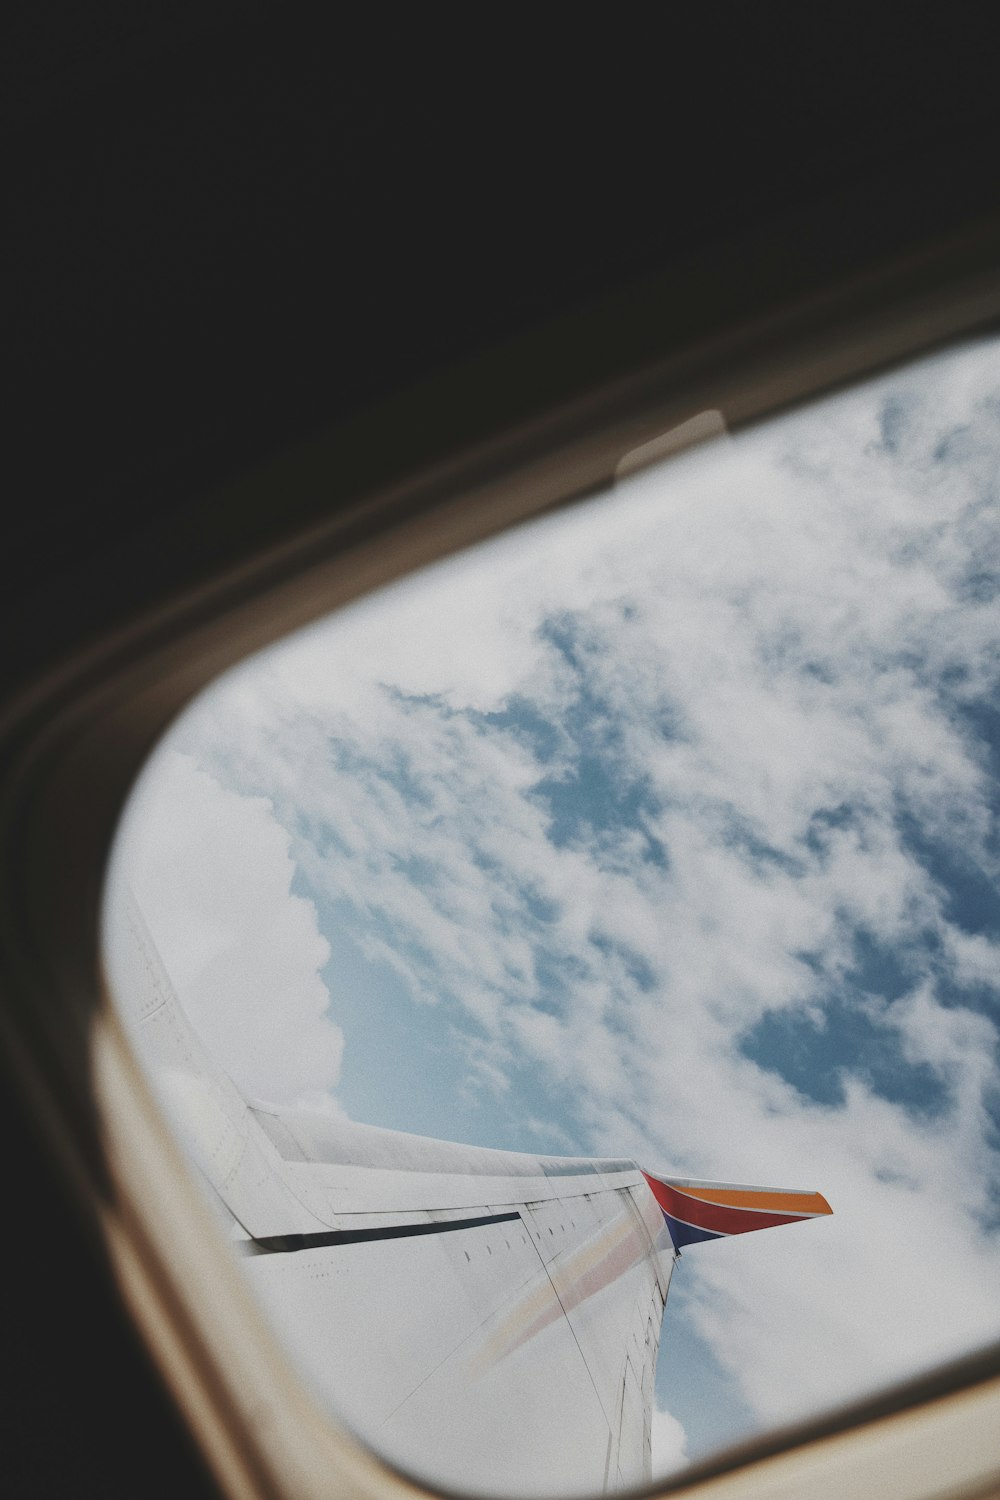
xmin=110 ymin=891 xmax=830 ymax=1495
xmin=111 ymin=893 xmax=673 ymax=1495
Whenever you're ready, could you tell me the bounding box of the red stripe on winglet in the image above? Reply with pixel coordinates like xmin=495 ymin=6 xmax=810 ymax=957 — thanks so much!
xmin=641 ymin=1173 xmax=810 ymax=1236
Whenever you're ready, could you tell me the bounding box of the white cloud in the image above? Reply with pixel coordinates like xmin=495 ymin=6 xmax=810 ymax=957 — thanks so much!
xmin=650 ymin=1403 xmax=689 ymax=1476
xmin=115 ymin=751 xmax=344 ymax=1108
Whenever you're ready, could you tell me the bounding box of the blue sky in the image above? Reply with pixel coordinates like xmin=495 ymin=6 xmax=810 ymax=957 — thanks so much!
xmin=115 ymin=334 xmax=1000 ymax=1476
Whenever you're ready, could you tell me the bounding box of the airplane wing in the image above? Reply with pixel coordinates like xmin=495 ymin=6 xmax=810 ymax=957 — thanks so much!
xmin=110 ymin=890 xmax=830 ymax=1496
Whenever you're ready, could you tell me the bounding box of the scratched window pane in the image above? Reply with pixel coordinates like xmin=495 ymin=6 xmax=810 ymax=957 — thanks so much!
xmin=105 ymin=336 xmax=1000 ymax=1495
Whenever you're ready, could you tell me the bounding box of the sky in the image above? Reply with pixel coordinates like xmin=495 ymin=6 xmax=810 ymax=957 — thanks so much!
xmin=110 ymin=335 xmax=1000 ymax=1482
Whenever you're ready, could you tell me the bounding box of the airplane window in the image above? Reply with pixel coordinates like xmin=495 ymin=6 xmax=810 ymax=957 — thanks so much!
xmin=103 ymin=334 xmax=1000 ymax=1496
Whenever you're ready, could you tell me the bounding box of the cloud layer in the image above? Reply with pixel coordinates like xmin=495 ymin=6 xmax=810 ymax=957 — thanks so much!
xmin=113 ymin=336 xmax=1000 ymax=1462
xmin=119 ymin=753 xmax=344 ymax=1108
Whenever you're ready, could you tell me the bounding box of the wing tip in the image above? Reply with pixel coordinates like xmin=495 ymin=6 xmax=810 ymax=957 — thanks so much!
xmin=641 ymin=1170 xmax=833 ymax=1246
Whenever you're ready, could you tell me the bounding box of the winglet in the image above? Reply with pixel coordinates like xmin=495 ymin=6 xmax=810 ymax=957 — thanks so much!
xmin=641 ymin=1172 xmax=833 ymax=1250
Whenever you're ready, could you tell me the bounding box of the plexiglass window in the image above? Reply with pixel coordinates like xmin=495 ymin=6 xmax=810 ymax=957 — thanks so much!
xmin=104 ymin=335 xmax=1000 ymax=1496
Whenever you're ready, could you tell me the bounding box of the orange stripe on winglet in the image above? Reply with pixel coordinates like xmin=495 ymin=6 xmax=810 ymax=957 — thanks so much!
xmin=680 ymin=1186 xmax=832 ymax=1216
